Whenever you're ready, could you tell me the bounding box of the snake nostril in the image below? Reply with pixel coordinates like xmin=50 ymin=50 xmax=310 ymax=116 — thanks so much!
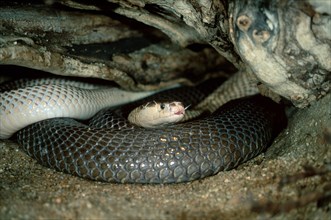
xmin=169 ymin=102 xmax=183 ymax=107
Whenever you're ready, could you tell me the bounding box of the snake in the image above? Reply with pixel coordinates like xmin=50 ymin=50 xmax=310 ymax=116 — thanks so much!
xmin=0 ymin=75 xmax=286 ymax=184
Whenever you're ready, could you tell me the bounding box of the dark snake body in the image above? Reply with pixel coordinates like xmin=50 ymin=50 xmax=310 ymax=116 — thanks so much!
xmin=15 ymin=88 xmax=286 ymax=183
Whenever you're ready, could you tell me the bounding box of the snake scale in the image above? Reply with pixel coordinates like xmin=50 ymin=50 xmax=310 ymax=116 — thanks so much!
xmin=0 ymin=77 xmax=286 ymax=184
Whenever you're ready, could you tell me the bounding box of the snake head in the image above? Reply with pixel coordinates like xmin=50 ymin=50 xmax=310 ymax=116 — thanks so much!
xmin=127 ymin=101 xmax=185 ymax=128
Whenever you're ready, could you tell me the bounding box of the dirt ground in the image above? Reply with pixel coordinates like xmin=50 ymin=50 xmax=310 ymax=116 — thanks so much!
xmin=0 ymin=92 xmax=330 ymax=219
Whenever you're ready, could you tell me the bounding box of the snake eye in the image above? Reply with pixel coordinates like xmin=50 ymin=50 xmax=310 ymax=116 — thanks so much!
xmin=160 ymin=103 xmax=165 ymax=110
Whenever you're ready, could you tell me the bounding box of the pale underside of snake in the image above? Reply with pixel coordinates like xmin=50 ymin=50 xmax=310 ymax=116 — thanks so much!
xmin=0 ymin=73 xmax=286 ymax=183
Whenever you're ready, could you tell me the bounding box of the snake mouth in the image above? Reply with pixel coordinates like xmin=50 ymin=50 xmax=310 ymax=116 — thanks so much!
xmin=174 ymin=110 xmax=184 ymax=115
xmin=169 ymin=101 xmax=185 ymax=116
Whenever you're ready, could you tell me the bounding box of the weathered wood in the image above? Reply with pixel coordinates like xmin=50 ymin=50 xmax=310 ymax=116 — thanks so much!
xmin=0 ymin=0 xmax=329 ymax=106
xmin=230 ymin=0 xmax=330 ymax=107
xmin=0 ymin=3 xmax=233 ymax=90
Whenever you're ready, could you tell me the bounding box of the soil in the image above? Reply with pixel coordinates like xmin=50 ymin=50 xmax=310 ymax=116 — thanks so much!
xmin=0 ymin=93 xmax=330 ymax=220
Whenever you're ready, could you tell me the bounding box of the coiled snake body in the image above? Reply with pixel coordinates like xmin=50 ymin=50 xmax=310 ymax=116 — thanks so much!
xmin=0 ymin=77 xmax=286 ymax=183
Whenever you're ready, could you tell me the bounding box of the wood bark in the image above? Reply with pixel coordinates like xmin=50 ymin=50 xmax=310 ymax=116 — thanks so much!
xmin=0 ymin=0 xmax=329 ymax=107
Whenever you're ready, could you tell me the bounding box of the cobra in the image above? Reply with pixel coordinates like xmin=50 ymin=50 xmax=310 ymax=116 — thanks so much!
xmin=0 ymin=77 xmax=286 ymax=183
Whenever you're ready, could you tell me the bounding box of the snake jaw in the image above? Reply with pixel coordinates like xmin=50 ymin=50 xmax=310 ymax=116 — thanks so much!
xmin=174 ymin=110 xmax=184 ymax=115
xmin=170 ymin=102 xmax=185 ymax=116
